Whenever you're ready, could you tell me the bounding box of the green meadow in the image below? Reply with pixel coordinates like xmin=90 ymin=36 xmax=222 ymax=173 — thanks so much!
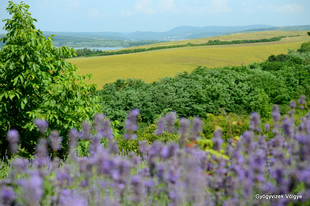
xmin=67 ymin=31 xmax=309 ymax=89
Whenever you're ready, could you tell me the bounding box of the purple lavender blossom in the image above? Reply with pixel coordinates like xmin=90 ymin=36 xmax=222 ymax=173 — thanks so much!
xmin=264 ymin=124 xmax=270 ymax=132
xmin=69 ymin=128 xmax=79 ymax=149
xmin=82 ymin=121 xmax=91 ymax=140
xmin=11 ymin=157 xmax=29 ymax=173
xmin=165 ymin=112 xmax=177 ymax=133
xmin=179 ymin=118 xmax=190 ymax=147
xmin=59 ymin=190 xmax=87 ymax=206
xmin=139 ymin=140 xmax=148 ymax=155
xmin=298 ymin=95 xmax=306 ymax=105
xmin=289 ymin=100 xmax=296 ymax=109
xmin=272 ymin=105 xmax=280 ymax=122
xmin=190 ymin=117 xmax=203 ymax=141
xmin=249 ymin=112 xmax=261 ymax=132
xmin=148 ymin=141 xmax=163 ymax=157
xmin=144 ymin=179 xmax=154 ymax=195
xmin=0 ymin=186 xmax=15 ymax=206
xmin=49 ymin=130 xmax=62 ymax=152
xmin=155 ymin=117 xmax=165 ymax=135
xmin=125 ymin=109 xmax=139 ymax=131
xmin=213 ymin=129 xmax=223 ymax=151
xmin=160 ymin=145 xmax=169 ymax=159
xmin=124 ymin=109 xmax=139 ymax=140
xmin=131 ymin=175 xmax=143 ymax=203
xmin=34 ymin=119 xmax=48 ymax=134
xmin=102 ymin=119 xmax=113 ymax=140
xmin=7 ymin=129 xmax=19 ymax=154
xmin=21 ymin=172 xmax=43 ymax=205
xmin=282 ymin=116 xmax=294 ymax=138
xmin=35 ymin=138 xmax=48 ymax=167
xmin=94 ymin=113 xmax=105 ymax=132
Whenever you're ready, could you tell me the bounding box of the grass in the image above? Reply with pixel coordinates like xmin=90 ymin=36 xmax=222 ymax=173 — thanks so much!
xmin=66 ymin=31 xmax=309 ymax=90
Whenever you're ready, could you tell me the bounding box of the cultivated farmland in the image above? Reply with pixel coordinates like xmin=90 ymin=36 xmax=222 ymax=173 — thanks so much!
xmin=67 ymin=31 xmax=309 ymax=89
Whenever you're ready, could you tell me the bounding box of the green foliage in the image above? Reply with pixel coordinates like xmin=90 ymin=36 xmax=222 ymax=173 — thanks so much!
xmin=267 ymin=54 xmax=289 ymax=62
xmin=115 ymin=123 xmax=179 ymax=155
xmin=95 ymin=50 xmax=310 ymax=125
xmin=202 ymin=113 xmax=250 ymax=141
xmin=0 ymin=1 xmax=101 ymax=158
xmin=297 ymin=41 xmax=310 ymax=53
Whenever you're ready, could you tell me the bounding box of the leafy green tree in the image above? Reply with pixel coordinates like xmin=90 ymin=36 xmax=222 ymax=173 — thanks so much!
xmin=0 ymin=1 xmax=101 ymax=158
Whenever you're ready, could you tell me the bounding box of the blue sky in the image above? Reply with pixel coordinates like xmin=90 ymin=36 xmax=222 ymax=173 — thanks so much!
xmin=0 ymin=0 xmax=309 ymax=33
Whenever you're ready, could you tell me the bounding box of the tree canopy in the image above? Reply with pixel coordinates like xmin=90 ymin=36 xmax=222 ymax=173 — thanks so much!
xmin=0 ymin=1 xmax=101 ymax=158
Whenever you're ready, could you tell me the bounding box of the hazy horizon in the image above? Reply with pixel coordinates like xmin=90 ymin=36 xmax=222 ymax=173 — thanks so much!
xmin=1 ymin=0 xmax=309 ymax=33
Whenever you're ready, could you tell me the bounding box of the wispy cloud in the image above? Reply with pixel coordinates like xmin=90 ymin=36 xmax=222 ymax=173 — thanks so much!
xmin=267 ymin=3 xmax=304 ymax=14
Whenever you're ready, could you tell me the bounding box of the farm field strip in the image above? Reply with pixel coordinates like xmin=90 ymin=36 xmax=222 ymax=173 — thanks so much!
xmin=126 ymin=31 xmax=309 ymax=49
xmin=67 ymin=32 xmax=309 ymax=90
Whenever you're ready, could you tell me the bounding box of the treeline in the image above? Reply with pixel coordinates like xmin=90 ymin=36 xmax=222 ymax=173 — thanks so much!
xmin=78 ymin=35 xmax=291 ymax=58
xmin=94 ymin=48 xmax=310 ymax=124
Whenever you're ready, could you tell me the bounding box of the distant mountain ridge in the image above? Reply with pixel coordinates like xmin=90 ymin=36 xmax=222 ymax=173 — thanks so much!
xmin=0 ymin=25 xmax=309 ymax=48
xmin=43 ymin=25 xmax=276 ymax=41
xmin=236 ymin=25 xmax=310 ymax=33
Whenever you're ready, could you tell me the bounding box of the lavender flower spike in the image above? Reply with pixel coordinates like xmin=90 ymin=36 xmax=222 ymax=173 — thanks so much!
xmin=155 ymin=117 xmax=165 ymax=135
xmin=7 ymin=129 xmax=19 ymax=154
xmin=272 ymin=105 xmax=280 ymax=122
xmin=190 ymin=117 xmax=203 ymax=141
xmin=0 ymin=186 xmax=15 ymax=206
xmin=49 ymin=130 xmax=62 ymax=152
xmin=289 ymin=100 xmax=296 ymax=109
xmin=213 ymin=129 xmax=223 ymax=151
xmin=250 ymin=112 xmax=261 ymax=131
xmin=124 ymin=109 xmax=139 ymax=140
xmin=298 ymin=95 xmax=306 ymax=105
xmin=179 ymin=118 xmax=190 ymax=147
xmin=125 ymin=108 xmax=139 ymax=131
xmin=34 ymin=119 xmax=48 ymax=134
xmin=165 ymin=112 xmax=177 ymax=133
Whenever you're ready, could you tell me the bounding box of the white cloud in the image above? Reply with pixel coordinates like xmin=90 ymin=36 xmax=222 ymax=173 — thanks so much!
xmin=87 ymin=8 xmax=106 ymax=19
xmin=135 ymin=0 xmax=156 ymax=14
xmin=267 ymin=3 xmax=304 ymax=14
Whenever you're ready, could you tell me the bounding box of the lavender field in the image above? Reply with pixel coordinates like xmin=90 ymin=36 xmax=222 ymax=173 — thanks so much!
xmin=1 ymin=99 xmax=310 ymax=206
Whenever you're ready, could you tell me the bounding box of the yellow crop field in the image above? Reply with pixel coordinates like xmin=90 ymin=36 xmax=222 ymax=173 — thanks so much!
xmin=66 ymin=31 xmax=309 ymax=90
xmin=127 ymin=31 xmax=309 ymax=49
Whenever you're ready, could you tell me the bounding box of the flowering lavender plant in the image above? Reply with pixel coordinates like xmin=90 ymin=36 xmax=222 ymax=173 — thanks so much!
xmin=1 ymin=98 xmax=310 ymax=205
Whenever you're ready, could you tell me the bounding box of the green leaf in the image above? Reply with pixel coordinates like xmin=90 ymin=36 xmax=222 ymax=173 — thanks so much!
xmin=9 ymin=93 xmax=15 ymax=100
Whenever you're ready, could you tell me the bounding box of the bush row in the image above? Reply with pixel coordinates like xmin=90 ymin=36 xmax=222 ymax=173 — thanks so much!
xmin=94 ymin=49 xmax=310 ymax=125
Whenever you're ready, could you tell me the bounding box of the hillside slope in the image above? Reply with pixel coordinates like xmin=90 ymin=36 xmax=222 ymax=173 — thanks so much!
xmin=67 ymin=31 xmax=309 ymax=89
